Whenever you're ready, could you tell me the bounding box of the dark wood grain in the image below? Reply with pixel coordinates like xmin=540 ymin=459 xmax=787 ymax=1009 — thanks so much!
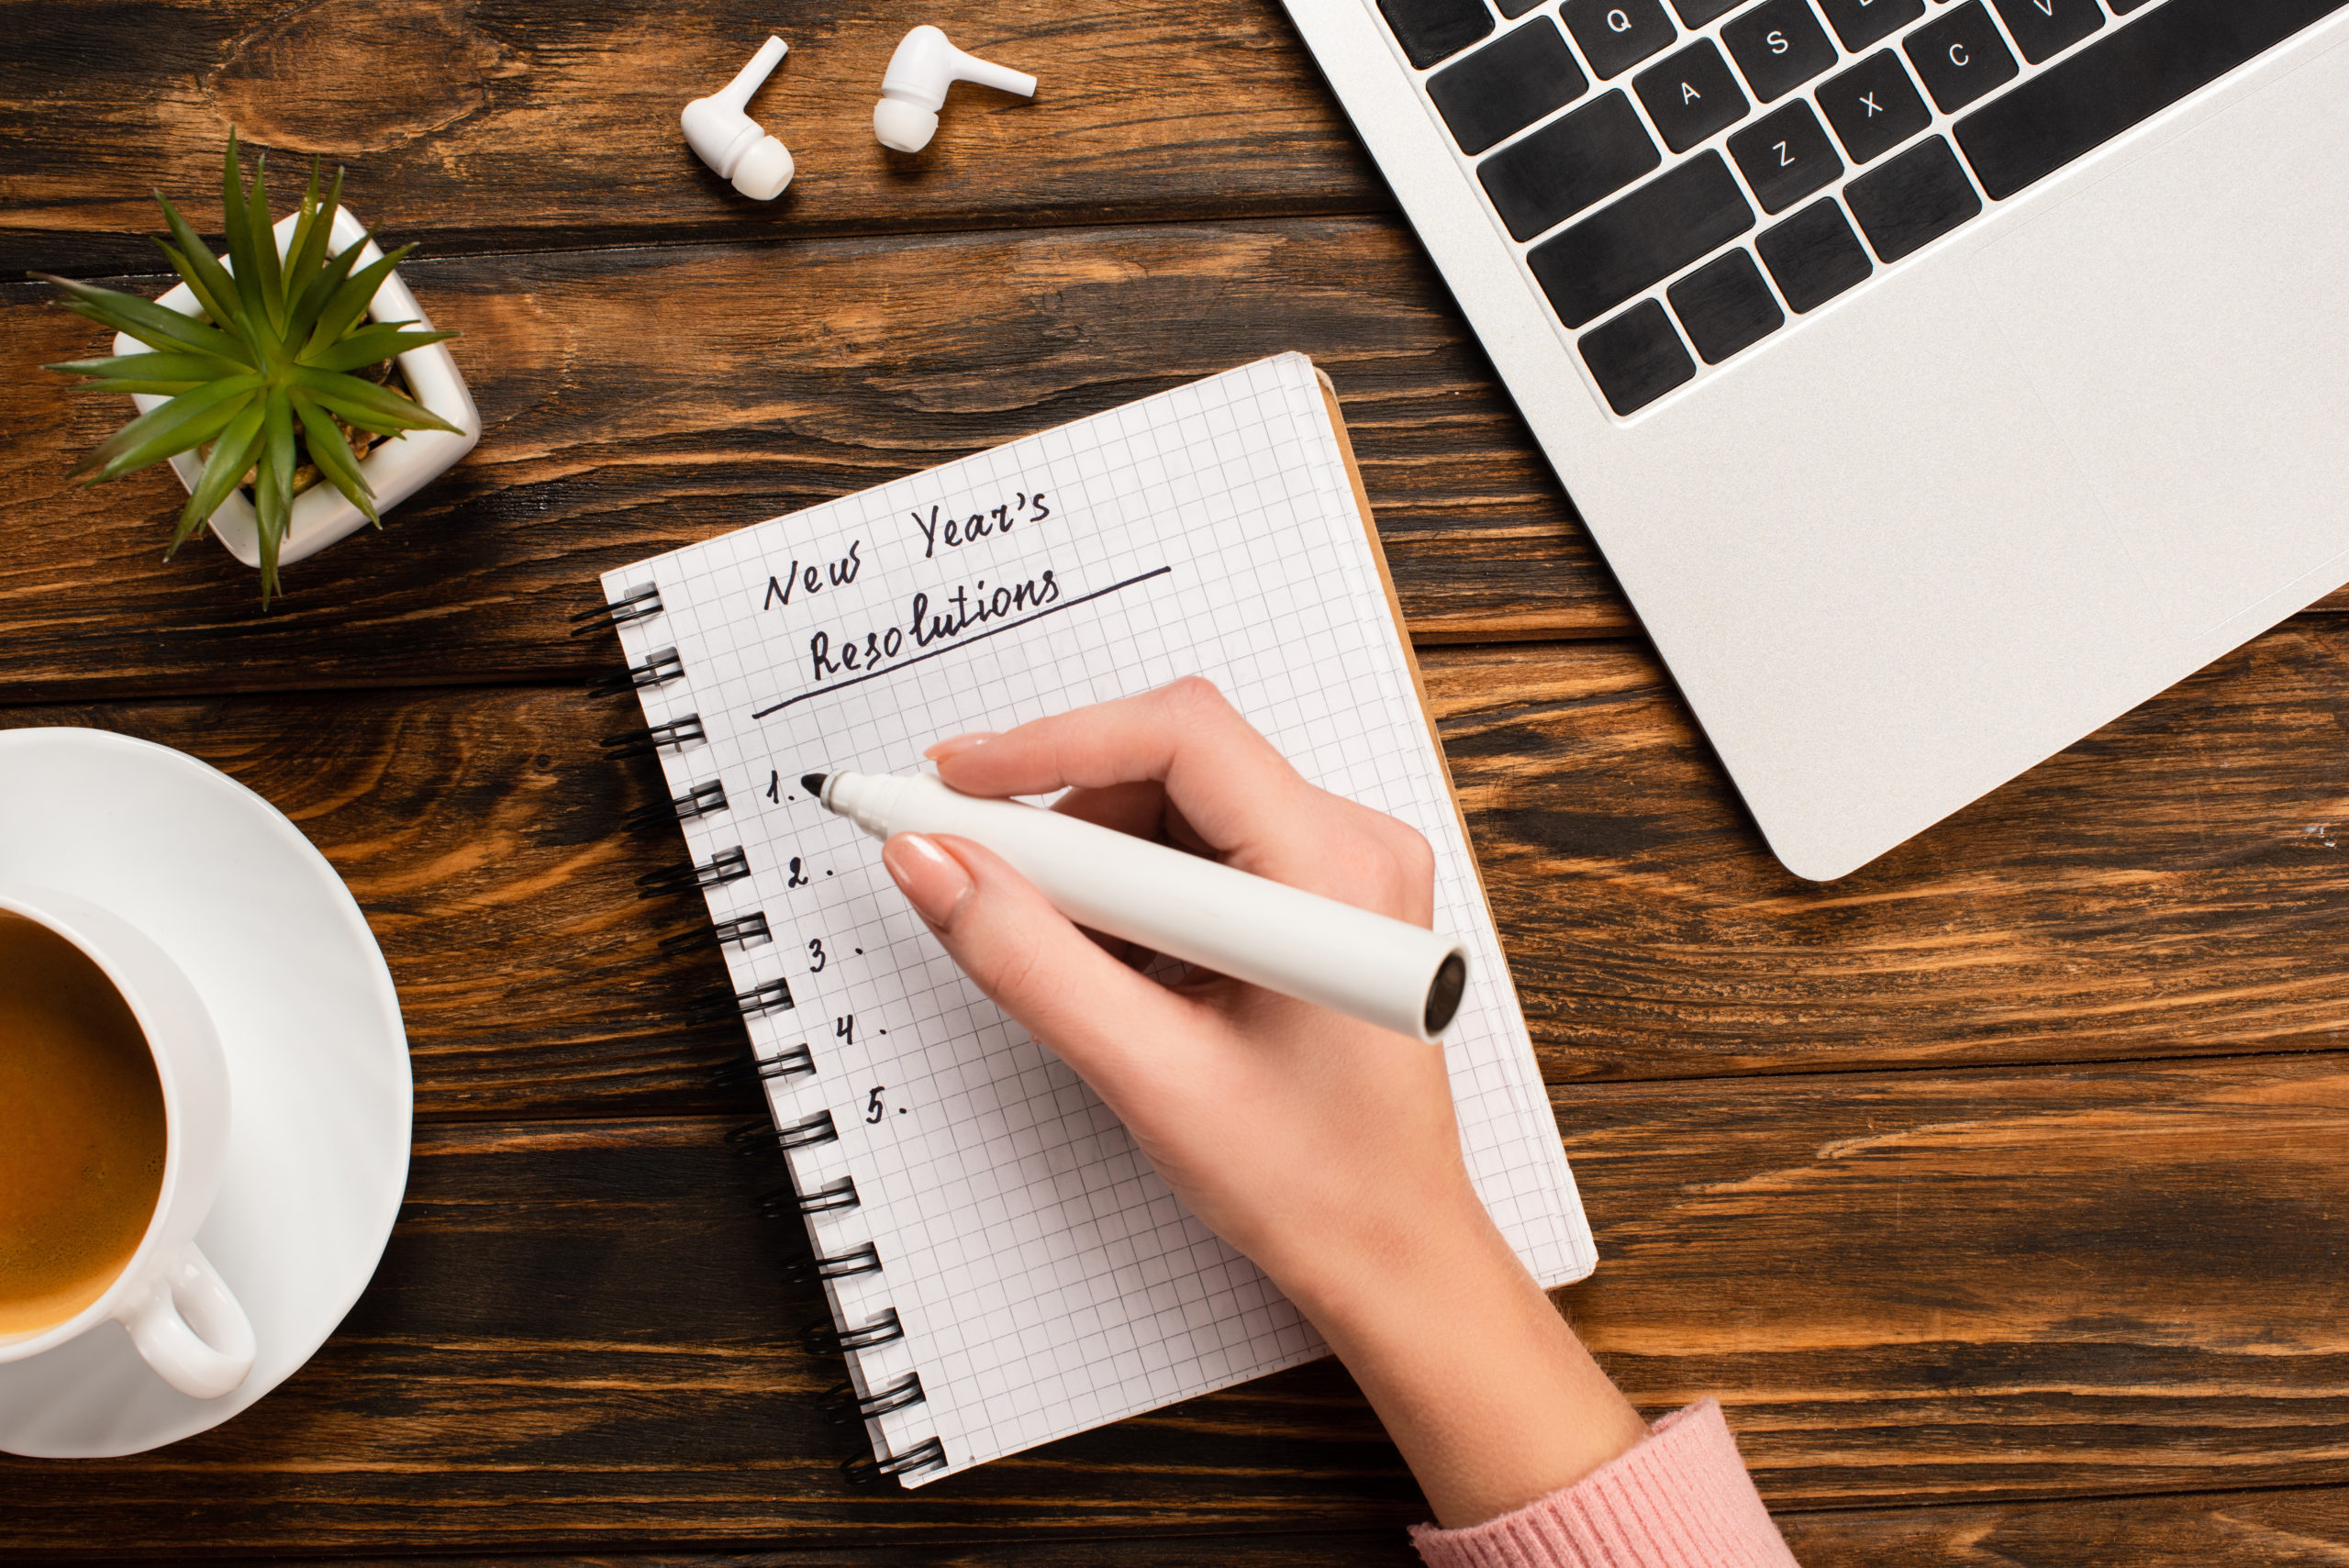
xmin=6 ymin=1052 xmax=2347 ymax=1553
xmin=258 ymin=1485 xmax=2349 ymax=1566
xmin=1431 ymin=622 xmax=2349 ymax=1082
xmin=0 ymin=219 xmax=1612 ymax=706
xmin=1782 ymin=1487 xmax=2349 ymax=1568
xmin=39 ymin=1491 xmax=2349 ymax=1564
xmin=4 ymin=617 xmax=2343 ymax=1117
xmin=0 ymin=0 xmax=1381 ymax=277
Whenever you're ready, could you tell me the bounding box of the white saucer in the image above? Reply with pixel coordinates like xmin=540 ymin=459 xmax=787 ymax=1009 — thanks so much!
xmin=0 ymin=728 xmax=411 ymax=1457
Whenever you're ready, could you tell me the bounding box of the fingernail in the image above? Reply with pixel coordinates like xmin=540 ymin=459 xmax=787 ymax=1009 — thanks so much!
xmin=924 ymin=731 xmax=997 ymax=762
xmin=883 ymin=832 xmax=974 ymax=929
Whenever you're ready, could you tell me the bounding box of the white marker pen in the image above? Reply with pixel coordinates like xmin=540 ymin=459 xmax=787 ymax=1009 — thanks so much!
xmin=805 ymin=771 xmax=1468 ymax=1042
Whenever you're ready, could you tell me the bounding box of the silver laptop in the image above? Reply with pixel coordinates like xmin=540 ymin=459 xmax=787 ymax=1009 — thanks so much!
xmin=1274 ymin=0 xmax=2349 ymax=878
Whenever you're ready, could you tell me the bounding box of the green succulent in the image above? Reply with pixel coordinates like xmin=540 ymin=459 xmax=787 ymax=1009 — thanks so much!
xmin=40 ymin=132 xmax=462 ymax=604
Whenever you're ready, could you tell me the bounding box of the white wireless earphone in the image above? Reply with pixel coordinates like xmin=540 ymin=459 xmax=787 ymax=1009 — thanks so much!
xmin=682 ymin=36 xmax=796 ymax=200
xmin=873 ymin=27 xmax=1036 ymax=154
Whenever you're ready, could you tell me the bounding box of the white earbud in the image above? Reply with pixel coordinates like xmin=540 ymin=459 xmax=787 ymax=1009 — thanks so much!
xmin=682 ymin=36 xmax=796 ymax=200
xmin=873 ymin=26 xmax=1036 ymax=154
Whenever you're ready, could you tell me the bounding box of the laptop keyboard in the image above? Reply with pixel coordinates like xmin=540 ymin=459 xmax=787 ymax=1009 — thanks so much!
xmin=1380 ymin=0 xmax=2348 ymax=414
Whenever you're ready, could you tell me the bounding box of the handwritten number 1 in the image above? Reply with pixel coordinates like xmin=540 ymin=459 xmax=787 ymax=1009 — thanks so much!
xmin=768 ymin=771 xmax=781 ymax=803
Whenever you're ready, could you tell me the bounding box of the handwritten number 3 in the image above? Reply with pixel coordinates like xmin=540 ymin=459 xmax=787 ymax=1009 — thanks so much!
xmin=807 ymin=938 xmax=826 ymax=972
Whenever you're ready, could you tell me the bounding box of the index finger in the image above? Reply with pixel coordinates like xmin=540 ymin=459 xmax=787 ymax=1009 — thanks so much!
xmin=932 ymin=677 xmax=1318 ymax=864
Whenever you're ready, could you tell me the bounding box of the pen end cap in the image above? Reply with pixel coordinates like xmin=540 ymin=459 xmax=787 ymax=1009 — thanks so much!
xmin=1423 ymin=951 xmax=1467 ymax=1038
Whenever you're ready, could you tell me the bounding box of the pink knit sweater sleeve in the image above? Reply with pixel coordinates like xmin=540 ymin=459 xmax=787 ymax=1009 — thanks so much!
xmin=1408 ymin=1401 xmax=1799 ymax=1568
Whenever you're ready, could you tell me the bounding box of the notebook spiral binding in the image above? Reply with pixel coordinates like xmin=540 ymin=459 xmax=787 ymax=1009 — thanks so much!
xmin=760 ymin=1174 xmax=860 ymax=1221
xmin=571 ymin=582 xmax=663 ymax=635
xmin=711 ymin=1040 xmax=818 ymax=1093
xmin=785 ymin=1241 xmax=885 ymax=1285
xmin=822 ymin=1372 xmax=926 ymax=1426
xmin=842 ymin=1436 xmax=948 ymax=1485
xmin=662 ymin=911 xmax=771 ymax=956
xmin=601 ymin=714 xmax=706 ymax=759
xmin=638 ymin=846 xmax=751 ymax=899
xmin=589 ymin=646 xmax=685 ymax=699
xmin=628 ymin=780 xmax=729 ymax=836
xmin=596 ymin=587 xmax=945 ymax=1486
xmin=808 ymin=1307 xmax=903 ymax=1355
xmin=688 ymin=977 xmax=796 ymax=1028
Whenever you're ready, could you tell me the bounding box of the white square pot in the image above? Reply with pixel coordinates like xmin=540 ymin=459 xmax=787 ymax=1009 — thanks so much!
xmin=114 ymin=206 xmax=481 ymax=571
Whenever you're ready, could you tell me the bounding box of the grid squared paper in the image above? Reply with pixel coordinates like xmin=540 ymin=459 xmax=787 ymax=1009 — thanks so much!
xmin=600 ymin=354 xmax=1594 ymax=1485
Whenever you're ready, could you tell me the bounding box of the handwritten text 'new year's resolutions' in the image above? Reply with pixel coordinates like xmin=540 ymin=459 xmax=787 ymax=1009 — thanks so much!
xmin=760 ymin=490 xmax=1059 ymax=684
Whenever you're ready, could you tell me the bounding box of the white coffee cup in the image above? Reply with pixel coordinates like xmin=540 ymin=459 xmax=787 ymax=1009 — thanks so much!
xmin=0 ymin=884 xmax=257 ymax=1399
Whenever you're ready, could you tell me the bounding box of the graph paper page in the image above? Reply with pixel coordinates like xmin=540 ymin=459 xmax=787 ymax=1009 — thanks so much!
xmin=603 ymin=353 xmax=1594 ymax=1485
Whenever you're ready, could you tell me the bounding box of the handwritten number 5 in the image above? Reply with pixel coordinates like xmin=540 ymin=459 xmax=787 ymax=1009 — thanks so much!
xmin=866 ymin=1085 xmax=885 ymax=1124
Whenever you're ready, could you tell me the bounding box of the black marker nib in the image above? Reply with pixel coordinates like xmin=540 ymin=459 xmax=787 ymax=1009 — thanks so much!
xmin=801 ymin=773 xmax=829 ymax=800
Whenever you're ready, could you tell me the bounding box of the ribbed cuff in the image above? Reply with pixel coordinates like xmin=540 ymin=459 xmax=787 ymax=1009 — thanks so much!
xmin=1409 ymin=1400 xmax=1798 ymax=1568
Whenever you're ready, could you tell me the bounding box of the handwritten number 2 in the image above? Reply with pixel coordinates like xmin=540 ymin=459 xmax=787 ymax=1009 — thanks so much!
xmin=807 ymin=938 xmax=826 ymax=973
xmin=786 ymin=856 xmax=809 ymax=888
xmin=866 ymin=1085 xmax=885 ymax=1124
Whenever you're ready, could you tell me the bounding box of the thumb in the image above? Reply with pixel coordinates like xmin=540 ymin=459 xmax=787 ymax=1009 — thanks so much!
xmin=882 ymin=832 xmax=1201 ymax=1093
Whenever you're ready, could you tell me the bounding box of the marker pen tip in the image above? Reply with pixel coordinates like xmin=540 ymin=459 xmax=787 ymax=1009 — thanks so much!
xmin=801 ymin=773 xmax=829 ymax=799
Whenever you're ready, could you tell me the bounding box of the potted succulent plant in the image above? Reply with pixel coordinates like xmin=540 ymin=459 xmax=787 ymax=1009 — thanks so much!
xmin=41 ymin=134 xmax=481 ymax=603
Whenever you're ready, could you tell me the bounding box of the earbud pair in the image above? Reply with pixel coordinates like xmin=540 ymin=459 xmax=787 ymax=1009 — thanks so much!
xmin=681 ymin=28 xmax=1038 ymax=202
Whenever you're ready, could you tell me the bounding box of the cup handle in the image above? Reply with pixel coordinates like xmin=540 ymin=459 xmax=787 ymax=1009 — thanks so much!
xmin=116 ymin=1243 xmax=257 ymax=1400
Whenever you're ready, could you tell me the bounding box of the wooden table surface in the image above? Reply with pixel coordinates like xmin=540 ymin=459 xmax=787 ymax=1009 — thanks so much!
xmin=5 ymin=2 xmax=2348 ymax=1562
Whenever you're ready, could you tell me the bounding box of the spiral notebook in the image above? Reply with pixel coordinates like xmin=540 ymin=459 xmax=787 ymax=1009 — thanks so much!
xmin=591 ymin=352 xmax=1595 ymax=1485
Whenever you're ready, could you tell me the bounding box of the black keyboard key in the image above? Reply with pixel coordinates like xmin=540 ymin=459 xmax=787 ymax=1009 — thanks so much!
xmin=1562 ymin=0 xmax=1679 ymax=78
xmin=1634 ymin=40 xmax=1751 ymax=151
xmin=1530 ymin=150 xmax=1754 ymax=326
xmin=1668 ymin=249 xmax=1784 ymax=361
xmin=1905 ymin=3 xmax=2018 ymax=113
xmin=1844 ymin=134 xmax=1981 ymax=260
xmin=2109 ymin=0 xmax=2153 ymax=10
xmin=1669 ymin=0 xmax=1742 ymax=22
xmin=1814 ymin=0 xmax=1922 ymax=50
xmin=1757 ymin=197 xmax=1871 ymax=311
xmin=1729 ymin=99 xmax=1842 ymax=213
xmin=1955 ymin=0 xmax=2349 ymax=202
xmin=1479 ymin=90 xmax=1661 ymax=239
xmin=1988 ymin=0 xmax=2102 ymax=64
xmin=1723 ymin=0 xmax=1838 ymax=102
xmin=1431 ymin=19 xmax=1590 ymax=155
xmin=1497 ymin=0 xmax=1544 ymax=19
xmin=1818 ymin=50 xmax=1932 ymax=163
xmin=1579 ymin=300 xmax=1695 ymax=413
xmin=1376 ymin=0 xmax=1494 ymax=69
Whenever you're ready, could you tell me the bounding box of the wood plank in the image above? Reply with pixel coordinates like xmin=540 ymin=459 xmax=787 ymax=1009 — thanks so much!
xmin=1430 ymin=623 xmax=2349 ymax=1081
xmin=290 ymin=1539 xmax=1424 ymax=1567
xmin=6 ymin=1053 xmax=2348 ymax=1552
xmin=1781 ymin=1487 xmax=2349 ymax=1567
xmin=249 ymin=1485 xmax=2349 ymax=1567
xmin=0 ymin=218 xmax=1610 ymax=706
xmin=0 ymin=0 xmax=1383 ymax=278
xmin=4 ymin=619 xmax=2344 ymax=1116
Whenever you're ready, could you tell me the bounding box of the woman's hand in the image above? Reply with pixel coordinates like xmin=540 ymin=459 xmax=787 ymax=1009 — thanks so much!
xmin=883 ymin=676 xmax=1648 ymax=1526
